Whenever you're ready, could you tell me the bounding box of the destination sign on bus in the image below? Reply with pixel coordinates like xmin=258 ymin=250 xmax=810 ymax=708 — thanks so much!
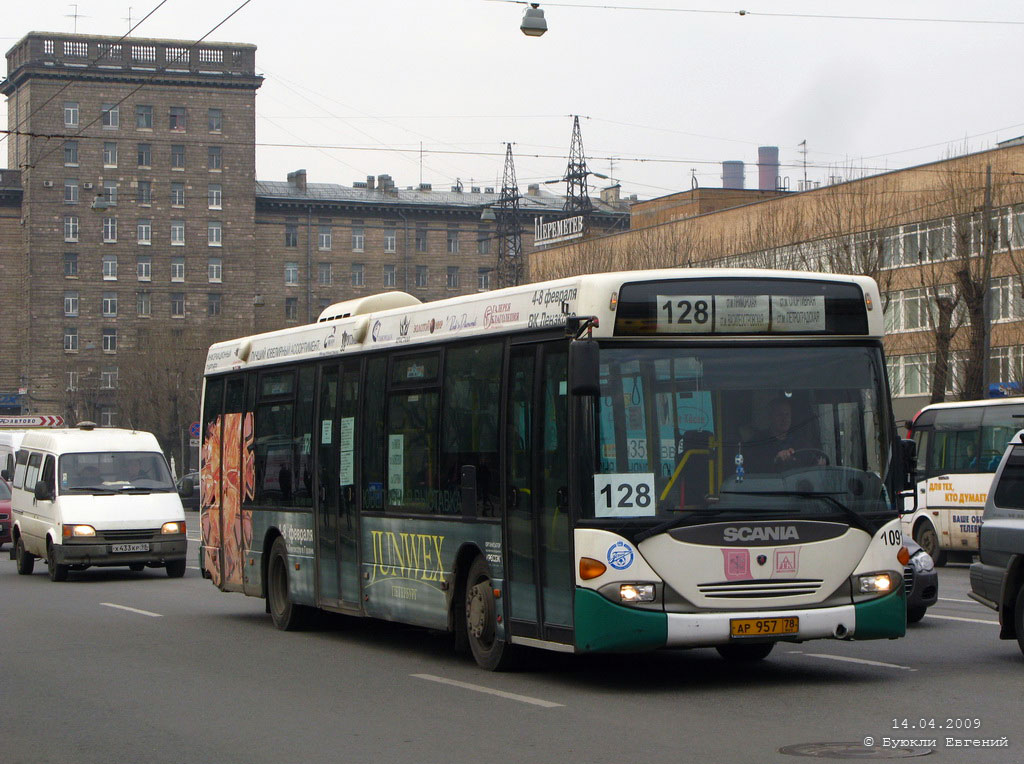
xmin=614 ymin=278 xmax=868 ymax=336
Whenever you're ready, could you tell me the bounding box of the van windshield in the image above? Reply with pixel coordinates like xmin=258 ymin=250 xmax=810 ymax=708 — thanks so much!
xmin=59 ymin=452 xmax=175 ymax=493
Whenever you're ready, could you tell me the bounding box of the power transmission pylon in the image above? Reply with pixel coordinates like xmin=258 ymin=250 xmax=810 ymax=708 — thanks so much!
xmin=562 ymin=115 xmax=593 ymax=215
xmin=495 ymin=143 xmax=524 ymax=287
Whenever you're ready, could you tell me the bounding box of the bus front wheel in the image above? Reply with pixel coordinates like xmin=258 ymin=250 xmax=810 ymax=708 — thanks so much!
xmin=267 ymin=536 xmax=310 ymax=631
xmin=914 ymin=523 xmax=947 ymax=567
xmin=716 ymin=642 xmax=774 ymax=662
xmin=465 ymin=556 xmax=517 ymax=671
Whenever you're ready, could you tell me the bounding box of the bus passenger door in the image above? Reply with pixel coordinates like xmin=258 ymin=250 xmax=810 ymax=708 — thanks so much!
xmin=315 ymin=360 xmax=362 ymax=610
xmin=505 ymin=344 xmax=574 ymax=647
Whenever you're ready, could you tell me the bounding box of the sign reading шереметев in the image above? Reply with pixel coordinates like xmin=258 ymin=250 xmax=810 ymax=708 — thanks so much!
xmin=533 ymin=215 xmax=585 ymax=246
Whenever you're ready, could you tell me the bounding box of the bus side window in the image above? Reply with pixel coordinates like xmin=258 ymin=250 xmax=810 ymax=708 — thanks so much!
xmin=361 ymin=356 xmax=387 ymax=511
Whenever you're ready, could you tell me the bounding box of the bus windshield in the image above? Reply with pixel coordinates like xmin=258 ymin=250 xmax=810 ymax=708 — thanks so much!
xmin=592 ymin=344 xmax=892 ymax=521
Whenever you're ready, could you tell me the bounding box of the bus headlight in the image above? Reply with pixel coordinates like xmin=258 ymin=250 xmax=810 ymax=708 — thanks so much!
xmin=857 ymin=573 xmax=894 ymax=594
xmin=161 ymin=521 xmax=186 ymax=534
xmin=910 ymin=550 xmax=934 ymax=573
xmin=620 ymin=584 xmax=656 ymax=602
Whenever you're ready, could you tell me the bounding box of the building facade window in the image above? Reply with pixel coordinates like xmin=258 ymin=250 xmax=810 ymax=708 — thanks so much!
xmin=208 ymin=184 xmax=222 ymax=209
xmin=64 ymin=216 xmax=79 ymax=242
xmin=102 ymin=328 xmax=118 ymax=352
xmin=169 ymin=106 xmax=187 ymax=131
xmin=171 ymin=220 xmax=185 ymax=245
xmin=285 ymin=297 xmax=298 ymax=320
xmin=171 ymin=182 xmax=185 ymax=206
xmin=99 ymin=408 xmax=117 ymax=428
xmin=64 ymin=141 xmax=79 ymax=166
xmin=102 ymin=217 xmax=117 ymax=243
xmin=318 ymin=223 xmax=332 ymax=250
xmin=136 ymin=104 xmax=153 ymax=129
xmin=208 ymin=221 xmax=222 ymax=247
xmin=415 ymin=226 xmax=428 ymax=252
xmin=103 ymin=142 xmax=118 ymax=167
xmin=415 ymin=265 xmax=428 ymax=288
xmin=171 ymin=293 xmax=185 ymax=317
xmin=447 ymin=227 xmax=459 ymax=254
xmin=208 ymin=293 xmax=222 ymax=317
xmin=137 ymin=143 xmax=151 ymax=167
xmin=477 ymin=228 xmax=490 ymax=255
xmin=285 ymin=222 xmax=298 ymax=248
xmin=351 ymin=263 xmax=364 ymax=287
xmin=990 ymin=275 xmax=1024 ymax=322
xmin=102 ymin=292 xmax=118 ymax=317
xmin=138 ymin=180 xmax=152 ymax=205
xmin=478 ymin=268 xmax=491 ymax=291
xmin=171 ymin=257 xmax=185 ymax=281
xmin=171 ymin=144 xmax=185 ymax=169
xmin=137 ymin=291 xmax=151 ymax=317
xmin=208 ymin=108 xmax=223 ymax=133
xmin=446 ymin=266 xmax=460 ymax=289
xmin=208 ymin=258 xmax=222 ymax=282
xmin=384 ymin=228 xmax=397 ymax=253
xmin=137 ymin=219 xmax=152 ymax=245
xmin=64 ymin=291 xmax=79 ymax=317
xmin=351 ymin=222 xmax=364 ymax=252
xmin=285 ymin=262 xmax=299 ymax=285
xmin=100 ymin=367 xmax=118 ymax=390
xmin=64 ymin=179 xmax=78 ymax=204
xmin=64 ymin=252 xmax=78 ymax=277
xmin=137 ymin=255 xmax=152 ymax=281
xmin=103 ymin=180 xmax=118 ymax=206
xmin=101 ymin=103 xmax=119 ymax=129
xmin=67 ymin=372 xmax=79 ymax=391
xmin=64 ymin=327 xmax=79 ymax=352
xmin=318 ymin=262 xmax=332 ymax=285
xmin=208 ymin=146 xmax=222 ymax=171
xmin=102 ymin=254 xmax=118 ymax=280
xmin=64 ymin=101 xmax=79 ymax=127
xmin=383 ymin=264 xmax=396 ymax=287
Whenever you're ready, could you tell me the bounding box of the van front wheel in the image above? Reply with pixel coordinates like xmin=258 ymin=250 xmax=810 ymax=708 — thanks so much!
xmin=166 ymin=559 xmax=186 ymax=578
xmin=47 ymin=542 xmax=69 ymax=582
xmin=1014 ymin=581 xmax=1024 ymax=657
xmin=15 ymin=537 xmax=34 ymax=575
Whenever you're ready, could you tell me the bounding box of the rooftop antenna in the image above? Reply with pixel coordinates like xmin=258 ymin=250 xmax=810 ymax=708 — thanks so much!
xmin=125 ymin=7 xmax=134 ymax=34
xmin=66 ymin=4 xmax=84 ymax=33
xmin=798 ymin=139 xmax=808 ymax=189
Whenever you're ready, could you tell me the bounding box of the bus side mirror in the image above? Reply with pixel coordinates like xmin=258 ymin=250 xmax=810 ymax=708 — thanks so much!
xmin=569 ymin=339 xmax=600 ymax=396
xmin=179 ymin=478 xmax=194 ymax=498
xmin=897 ymin=438 xmax=918 ymax=514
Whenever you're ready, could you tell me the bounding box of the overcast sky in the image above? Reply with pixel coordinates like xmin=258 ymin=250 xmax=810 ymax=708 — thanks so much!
xmin=3 ymin=0 xmax=1024 ymax=201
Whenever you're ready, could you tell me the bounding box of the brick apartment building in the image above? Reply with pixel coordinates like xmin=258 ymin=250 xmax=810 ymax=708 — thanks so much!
xmin=0 ymin=31 xmax=629 ymax=432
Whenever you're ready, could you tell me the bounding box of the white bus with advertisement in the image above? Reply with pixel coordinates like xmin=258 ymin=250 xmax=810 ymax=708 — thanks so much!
xmin=904 ymin=398 xmax=1024 ymax=565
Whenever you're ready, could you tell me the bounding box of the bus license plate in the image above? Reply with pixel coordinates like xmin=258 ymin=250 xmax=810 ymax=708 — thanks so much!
xmin=730 ymin=617 xmax=798 ymax=637
xmin=111 ymin=543 xmax=150 ymax=553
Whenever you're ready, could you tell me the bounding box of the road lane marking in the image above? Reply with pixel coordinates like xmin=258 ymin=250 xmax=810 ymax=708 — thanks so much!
xmin=412 ymin=674 xmax=563 ymax=708
xmin=101 ymin=602 xmax=162 ymax=618
xmin=938 ymin=597 xmax=976 ymax=604
xmin=788 ymin=651 xmax=915 ymax=671
xmin=925 ymin=614 xmax=998 ymax=626
xmin=187 ymin=565 xmax=201 ymax=571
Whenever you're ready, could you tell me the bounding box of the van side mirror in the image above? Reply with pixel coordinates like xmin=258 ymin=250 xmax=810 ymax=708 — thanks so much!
xmin=179 ymin=478 xmax=194 ymax=498
xmin=896 ymin=438 xmax=918 ymax=514
xmin=34 ymin=479 xmax=53 ymax=502
xmin=1 ymin=468 xmax=10 ymax=481
xmin=569 ymin=339 xmax=600 ymax=396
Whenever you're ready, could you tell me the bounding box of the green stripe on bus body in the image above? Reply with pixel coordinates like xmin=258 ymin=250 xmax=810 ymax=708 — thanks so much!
xmin=853 ymin=588 xmax=907 ymax=640
xmin=574 ymin=588 xmax=667 ymax=652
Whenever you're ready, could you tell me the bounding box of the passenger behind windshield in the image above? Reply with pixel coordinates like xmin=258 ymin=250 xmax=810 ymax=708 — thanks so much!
xmin=744 ymin=396 xmax=827 ymax=473
xmin=60 ymin=452 xmax=174 ymax=493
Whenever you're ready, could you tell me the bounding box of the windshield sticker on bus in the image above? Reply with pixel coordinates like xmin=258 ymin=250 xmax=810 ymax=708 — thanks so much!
xmin=723 ymin=549 xmax=752 ymax=581
xmin=388 ymin=435 xmax=404 ymax=502
xmin=607 ymin=541 xmax=634 ymax=570
xmin=368 ymin=530 xmax=446 ymax=586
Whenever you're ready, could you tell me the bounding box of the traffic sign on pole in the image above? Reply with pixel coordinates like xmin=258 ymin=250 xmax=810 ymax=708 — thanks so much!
xmin=189 ymin=421 xmax=201 ymax=438
xmin=0 ymin=415 xmax=64 ymax=428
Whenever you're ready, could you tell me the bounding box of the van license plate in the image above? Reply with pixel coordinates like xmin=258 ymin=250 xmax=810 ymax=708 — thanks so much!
xmin=730 ymin=617 xmax=798 ymax=637
xmin=111 ymin=543 xmax=150 ymax=553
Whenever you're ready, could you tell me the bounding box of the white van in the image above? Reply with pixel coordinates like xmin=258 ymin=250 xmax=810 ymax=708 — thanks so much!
xmin=0 ymin=430 xmax=27 ymax=482
xmin=9 ymin=423 xmax=187 ymax=581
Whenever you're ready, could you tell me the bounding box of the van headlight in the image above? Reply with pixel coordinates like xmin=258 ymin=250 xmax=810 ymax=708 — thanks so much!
xmin=62 ymin=524 xmax=96 ymax=538
xmin=857 ymin=573 xmax=895 ymax=594
xmin=161 ymin=521 xmax=186 ymax=534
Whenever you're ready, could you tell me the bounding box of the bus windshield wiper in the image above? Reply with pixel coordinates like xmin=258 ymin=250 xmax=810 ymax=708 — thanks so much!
xmin=635 ymin=509 xmax=733 ymax=543
xmin=719 ymin=490 xmax=877 ymax=535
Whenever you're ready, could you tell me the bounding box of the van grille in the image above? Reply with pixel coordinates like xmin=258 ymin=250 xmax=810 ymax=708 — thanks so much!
xmin=98 ymin=529 xmax=159 ymax=543
xmin=697 ymin=579 xmax=823 ymax=598
xmin=903 ymin=566 xmax=914 ymax=595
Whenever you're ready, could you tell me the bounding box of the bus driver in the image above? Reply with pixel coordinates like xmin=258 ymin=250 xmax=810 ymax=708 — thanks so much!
xmin=748 ymin=396 xmax=826 ymax=472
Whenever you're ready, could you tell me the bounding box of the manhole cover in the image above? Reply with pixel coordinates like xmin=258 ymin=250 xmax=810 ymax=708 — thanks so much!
xmin=779 ymin=742 xmax=934 ymax=759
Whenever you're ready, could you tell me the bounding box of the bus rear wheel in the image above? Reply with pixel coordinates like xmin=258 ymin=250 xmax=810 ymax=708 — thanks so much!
xmin=914 ymin=523 xmax=947 ymax=567
xmin=267 ymin=536 xmax=310 ymax=631
xmin=465 ymin=556 xmax=517 ymax=671
xmin=1014 ymin=581 xmax=1024 ymax=657
xmin=716 ymin=642 xmax=774 ymax=662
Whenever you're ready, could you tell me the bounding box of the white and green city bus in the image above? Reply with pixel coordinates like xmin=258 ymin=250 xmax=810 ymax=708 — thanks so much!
xmin=198 ymin=269 xmax=915 ymax=669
